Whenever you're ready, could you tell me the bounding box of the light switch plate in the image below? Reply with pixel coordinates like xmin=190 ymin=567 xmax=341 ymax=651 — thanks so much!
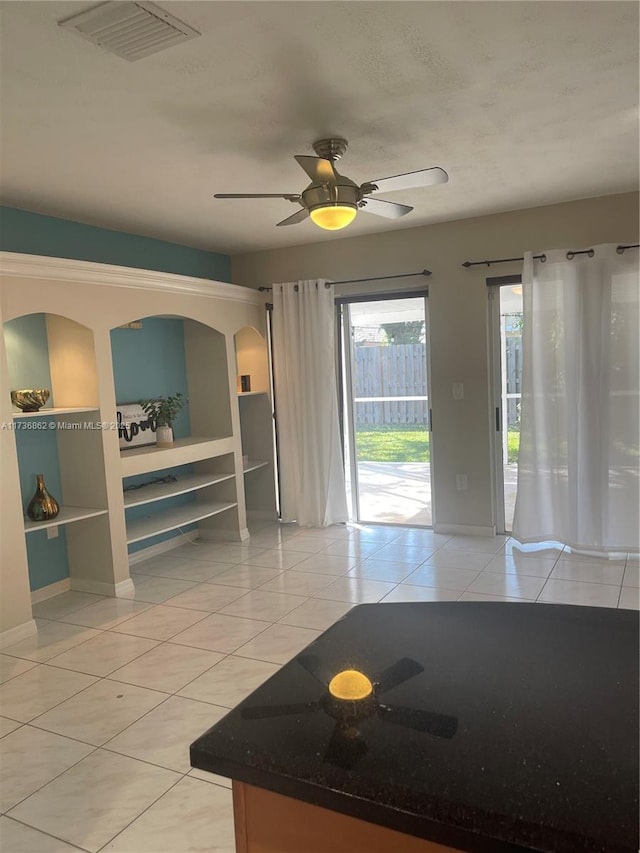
xmin=453 ymin=382 xmax=464 ymax=400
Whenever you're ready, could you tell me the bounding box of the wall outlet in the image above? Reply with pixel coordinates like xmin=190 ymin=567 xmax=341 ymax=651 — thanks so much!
xmin=452 ymin=382 xmax=464 ymax=400
xmin=455 ymin=474 xmax=468 ymax=491
xmin=47 ymin=525 xmax=59 ymax=539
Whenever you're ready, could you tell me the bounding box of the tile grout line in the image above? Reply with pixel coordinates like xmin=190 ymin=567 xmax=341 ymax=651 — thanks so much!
xmin=93 ymin=769 xmax=186 ymax=853
xmin=2 ymin=814 xmax=91 ymax=852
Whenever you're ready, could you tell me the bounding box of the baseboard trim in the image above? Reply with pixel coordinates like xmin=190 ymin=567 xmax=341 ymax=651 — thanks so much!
xmin=70 ymin=577 xmax=137 ymax=597
xmin=114 ymin=578 xmax=136 ymax=597
xmin=0 ymin=618 xmax=37 ymax=649
xmin=30 ymin=578 xmax=71 ymax=604
xmin=70 ymin=577 xmax=114 ymax=596
xmin=246 ymin=511 xmax=279 ymax=521
xmin=128 ymin=530 xmax=198 ymax=565
xmin=198 ymin=527 xmax=250 ymax=543
xmin=434 ymin=523 xmax=497 ymax=537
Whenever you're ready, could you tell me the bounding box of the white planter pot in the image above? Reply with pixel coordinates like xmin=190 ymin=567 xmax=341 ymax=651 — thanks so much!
xmin=156 ymin=425 xmax=174 ymax=447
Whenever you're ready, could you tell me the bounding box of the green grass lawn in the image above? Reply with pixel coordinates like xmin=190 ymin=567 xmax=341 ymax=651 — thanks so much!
xmin=356 ymin=424 xmax=520 ymax=463
xmin=356 ymin=425 xmax=430 ymax=462
xmin=507 ymin=431 xmax=520 ymax=464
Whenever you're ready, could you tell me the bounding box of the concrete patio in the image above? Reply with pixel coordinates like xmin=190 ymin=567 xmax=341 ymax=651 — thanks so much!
xmin=354 ymin=461 xmax=518 ymax=530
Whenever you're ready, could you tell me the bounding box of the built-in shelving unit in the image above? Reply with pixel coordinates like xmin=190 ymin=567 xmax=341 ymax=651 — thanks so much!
xmin=123 ymin=472 xmax=235 ymax=508
xmin=1 ymin=252 xmax=269 ymax=644
xmin=125 ymin=499 xmax=238 ymax=545
xmin=24 ymin=506 xmax=108 ymax=533
xmin=120 ymin=436 xmax=234 ymax=477
xmin=235 ymin=328 xmax=277 ymax=522
xmin=117 ymin=315 xmax=243 ymax=549
xmin=13 ymin=407 xmax=99 ymax=419
xmin=243 ymin=459 xmax=270 ymax=474
xmin=3 ymin=311 xmax=114 ymax=608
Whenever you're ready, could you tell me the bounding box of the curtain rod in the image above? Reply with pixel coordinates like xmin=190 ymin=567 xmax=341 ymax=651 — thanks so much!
xmin=462 ymin=244 xmax=639 ymax=268
xmin=258 ymin=269 xmax=431 ymax=292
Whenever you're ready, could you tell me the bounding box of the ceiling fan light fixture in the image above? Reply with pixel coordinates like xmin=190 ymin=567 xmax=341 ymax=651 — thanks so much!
xmin=310 ymin=204 xmax=357 ymax=231
xmin=328 ymin=670 xmax=373 ymax=701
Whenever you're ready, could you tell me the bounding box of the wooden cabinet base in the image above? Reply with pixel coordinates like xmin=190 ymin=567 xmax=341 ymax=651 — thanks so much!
xmin=232 ymin=782 xmax=464 ymax=853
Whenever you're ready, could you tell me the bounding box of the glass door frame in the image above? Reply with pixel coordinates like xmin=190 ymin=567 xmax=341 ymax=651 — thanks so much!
xmin=487 ymin=273 xmax=522 ymax=535
xmin=336 ymin=289 xmax=433 ymax=526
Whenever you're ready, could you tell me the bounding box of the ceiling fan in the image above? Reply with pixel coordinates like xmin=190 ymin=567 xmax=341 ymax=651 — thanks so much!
xmin=240 ymin=654 xmax=458 ymax=770
xmin=214 ymin=137 xmax=448 ymax=232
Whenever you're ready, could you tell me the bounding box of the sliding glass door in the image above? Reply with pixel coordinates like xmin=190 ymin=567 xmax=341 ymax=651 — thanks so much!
xmin=338 ymin=293 xmax=433 ymax=526
xmin=489 ymin=279 xmax=523 ymax=533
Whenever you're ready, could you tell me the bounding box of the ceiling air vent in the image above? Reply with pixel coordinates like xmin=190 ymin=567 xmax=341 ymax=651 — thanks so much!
xmin=59 ymin=1 xmax=200 ymax=62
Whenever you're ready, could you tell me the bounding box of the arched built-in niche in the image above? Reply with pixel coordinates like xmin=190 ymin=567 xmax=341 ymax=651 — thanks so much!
xmin=234 ymin=325 xmax=277 ymax=520
xmin=3 ymin=312 xmax=111 ymax=595
xmin=235 ymin=325 xmax=270 ymax=395
xmin=111 ymin=314 xmax=242 ymax=553
xmin=111 ymin=314 xmax=232 ymax=442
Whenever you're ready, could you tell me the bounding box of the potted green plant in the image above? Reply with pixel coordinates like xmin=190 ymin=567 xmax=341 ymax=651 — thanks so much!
xmin=139 ymin=392 xmax=186 ymax=447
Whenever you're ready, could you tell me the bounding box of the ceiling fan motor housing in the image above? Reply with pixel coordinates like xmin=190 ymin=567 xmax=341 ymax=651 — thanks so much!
xmin=302 ymin=179 xmax=361 ymax=211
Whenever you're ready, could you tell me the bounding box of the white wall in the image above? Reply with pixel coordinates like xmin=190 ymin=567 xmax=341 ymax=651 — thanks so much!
xmin=231 ymin=192 xmax=639 ymax=533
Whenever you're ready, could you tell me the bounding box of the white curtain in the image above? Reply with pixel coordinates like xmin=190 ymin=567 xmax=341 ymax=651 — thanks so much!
xmin=512 ymin=244 xmax=639 ymax=553
xmin=271 ymin=280 xmax=348 ymax=527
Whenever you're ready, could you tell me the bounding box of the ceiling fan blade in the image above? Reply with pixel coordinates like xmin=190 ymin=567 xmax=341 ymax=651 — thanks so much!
xmin=361 ymin=198 xmax=413 ymax=219
xmin=366 ymin=167 xmax=449 ymax=195
xmin=214 ymin=193 xmax=301 ymax=199
xmin=294 ymin=155 xmax=337 ymax=184
xmin=241 ymin=700 xmax=321 ymax=720
xmin=276 ymin=208 xmax=310 ymax=227
xmin=323 ymin=723 xmax=369 ymax=769
xmin=376 ymin=657 xmax=424 ymax=694
xmin=378 ymin=703 xmax=458 ymax=739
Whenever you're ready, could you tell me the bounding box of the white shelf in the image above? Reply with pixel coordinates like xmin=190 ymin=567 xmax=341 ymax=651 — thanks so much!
xmin=24 ymin=506 xmax=107 ymax=534
xmin=13 ymin=406 xmax=99 ymax=419
xmin=120 ymin=436 xmax=234 ymax=477
xmin=243 ymin=459 xmax=270 ymax=474
xmin=238 ymin=390 xmax=268 ymax=397
xmin=126 ymin=500 xmax=238 ymax=545
xmin=123 ymin=472 xmax=235 ymax=508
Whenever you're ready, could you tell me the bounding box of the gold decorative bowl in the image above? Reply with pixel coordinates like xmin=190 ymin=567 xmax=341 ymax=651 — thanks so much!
xmin=10 ymin=389 xmax=51 ymax=412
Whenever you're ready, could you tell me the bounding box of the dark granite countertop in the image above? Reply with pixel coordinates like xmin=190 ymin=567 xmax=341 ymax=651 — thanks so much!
xmin=190 ymin=602 xmax=639 ymax=853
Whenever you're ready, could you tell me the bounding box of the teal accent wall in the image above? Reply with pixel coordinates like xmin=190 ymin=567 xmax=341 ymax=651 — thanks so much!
xmin=0 ymin=206 xmax=231 ymax=282
xmin=111 ymin=318 xmax=191 ymax=438
xmin=4 ymin=314 xmax=69 ymax=591
xmin=112 ymin=318 xmax=196 ymax=553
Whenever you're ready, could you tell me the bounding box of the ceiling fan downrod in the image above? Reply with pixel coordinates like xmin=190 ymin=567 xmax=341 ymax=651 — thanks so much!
xmin=312 ymin=137 xmax=349 ymax=162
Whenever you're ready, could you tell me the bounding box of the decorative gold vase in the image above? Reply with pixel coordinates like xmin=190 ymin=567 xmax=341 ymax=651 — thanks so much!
xmin=26 ymin=474 xmax=60 ymax=522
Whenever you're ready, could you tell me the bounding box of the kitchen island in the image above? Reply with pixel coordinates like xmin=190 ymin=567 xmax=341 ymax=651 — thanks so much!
xmin=191 ymin=601 xmax=639 ymax=853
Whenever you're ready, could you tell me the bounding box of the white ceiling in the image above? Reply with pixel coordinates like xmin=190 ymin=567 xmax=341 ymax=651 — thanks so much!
xmin=0 ymin=1 xmax=638 ymax=255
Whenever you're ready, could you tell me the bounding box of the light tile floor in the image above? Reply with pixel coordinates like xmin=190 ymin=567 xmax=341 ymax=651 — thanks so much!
xmin=1 ymin=521 xmax=638 ymax=852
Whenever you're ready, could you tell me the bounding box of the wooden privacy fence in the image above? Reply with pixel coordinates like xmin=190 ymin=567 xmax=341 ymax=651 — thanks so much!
xmin=354 ymin=344 xmax=428 ymax=425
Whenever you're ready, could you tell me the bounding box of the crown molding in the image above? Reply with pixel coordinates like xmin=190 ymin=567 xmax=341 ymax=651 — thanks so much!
xmin=0 ymin=252 xmax=265 ymax=305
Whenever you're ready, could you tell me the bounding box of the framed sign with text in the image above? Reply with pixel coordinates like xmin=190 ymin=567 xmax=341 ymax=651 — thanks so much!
xmin=117 ymin=403 xmax=157 ymax=450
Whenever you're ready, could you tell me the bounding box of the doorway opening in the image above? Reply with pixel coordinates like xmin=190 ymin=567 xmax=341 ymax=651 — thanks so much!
xmin=338 ymin=293 xmax=432 ymax=526
xmin=489 ymin=278 xmax=523 ymax=533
